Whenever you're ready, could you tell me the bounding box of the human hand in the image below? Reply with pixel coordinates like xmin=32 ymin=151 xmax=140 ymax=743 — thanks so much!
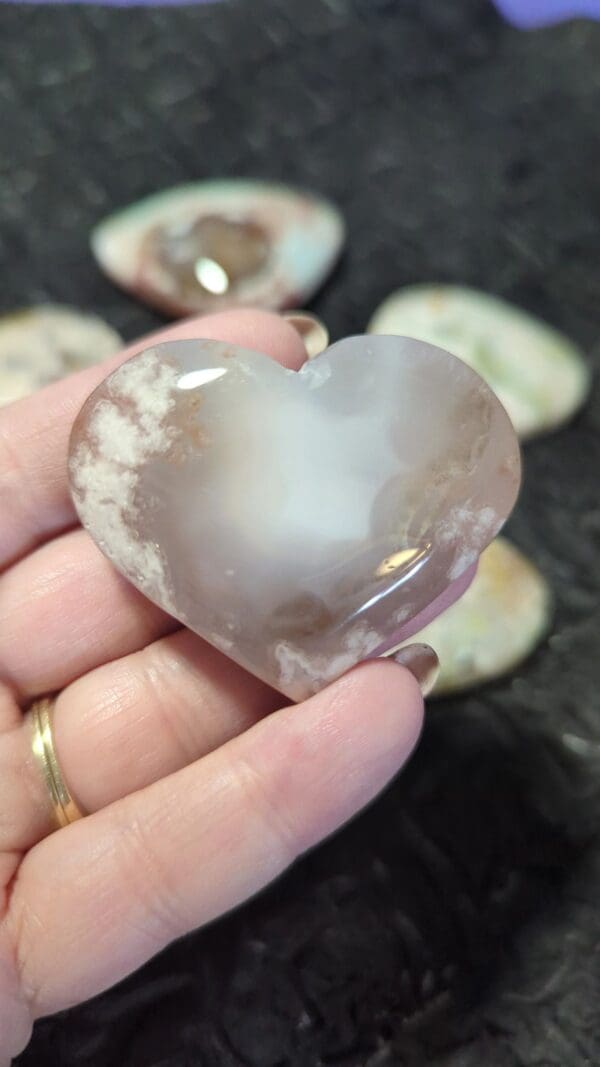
xmin=0 ymin=309 xmax=460 ymax=1063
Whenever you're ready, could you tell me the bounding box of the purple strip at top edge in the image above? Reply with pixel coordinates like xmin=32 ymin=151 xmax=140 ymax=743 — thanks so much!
xmin=493 ymin=0 xmax=600 ymax=25
xmin=1 ymin=0 xmax=599 ymax=21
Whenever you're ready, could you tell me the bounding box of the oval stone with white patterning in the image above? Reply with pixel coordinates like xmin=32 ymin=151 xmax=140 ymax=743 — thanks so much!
xmin=368 ymin=285 xmax=590 ymax=439
xmin=68 ymin=335 xmax=521 ymax=702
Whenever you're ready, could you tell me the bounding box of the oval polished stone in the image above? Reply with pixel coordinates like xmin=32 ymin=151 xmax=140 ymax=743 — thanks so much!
xmin=368 ymin=285 xmax=590 ymax=439
xmin=69 ymin=335 xmax=521 ymax=702
xmin=402 ymin=537 xmax=552 ymax=697
xmin=0 ymin=305 xmax=122 ymax=407
xmin=91 ymin=180 xmax=345 ymax=318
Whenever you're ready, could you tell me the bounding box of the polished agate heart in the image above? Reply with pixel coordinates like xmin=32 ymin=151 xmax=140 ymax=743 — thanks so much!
xmin=69 ymin=336 xmax=521 ymax=701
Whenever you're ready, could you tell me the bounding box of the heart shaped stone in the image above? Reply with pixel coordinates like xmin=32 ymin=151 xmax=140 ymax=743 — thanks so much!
xmin=69 ymin=336 xmax=520 ymax=701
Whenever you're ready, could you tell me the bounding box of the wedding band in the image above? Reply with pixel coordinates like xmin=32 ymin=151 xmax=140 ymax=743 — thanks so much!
xmin=30 ymin=697 xmax=83 ymax=828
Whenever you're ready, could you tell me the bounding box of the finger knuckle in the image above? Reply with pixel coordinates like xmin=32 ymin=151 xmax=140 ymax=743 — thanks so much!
xmin=138 ymin=650 xmax=204 ymax=767
xmin=231 ymin=729 xmax=307 ymax=866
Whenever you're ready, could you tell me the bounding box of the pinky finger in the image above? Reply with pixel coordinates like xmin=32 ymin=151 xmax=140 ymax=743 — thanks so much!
xmin=10 ymin=659 xmax=423 ymax=1020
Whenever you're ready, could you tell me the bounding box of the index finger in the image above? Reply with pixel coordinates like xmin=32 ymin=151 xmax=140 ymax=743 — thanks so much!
xmin=0 ymin=310 xmax=306 ymax=572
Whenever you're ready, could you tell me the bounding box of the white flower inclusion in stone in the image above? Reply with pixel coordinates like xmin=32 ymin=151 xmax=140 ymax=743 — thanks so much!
xmin=69 ymin=336 xmax=521 ymax=702
xmin=70 ymin=352 xmax=180 ymax=614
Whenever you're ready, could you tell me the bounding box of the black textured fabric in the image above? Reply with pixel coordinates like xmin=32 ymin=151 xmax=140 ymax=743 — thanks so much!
xmin=2 ymin=1 xmax=599 ymax=1064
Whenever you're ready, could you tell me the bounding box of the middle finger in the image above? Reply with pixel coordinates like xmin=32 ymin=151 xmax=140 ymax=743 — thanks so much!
xmin=0 ymin=528 xmax=177 ymax=700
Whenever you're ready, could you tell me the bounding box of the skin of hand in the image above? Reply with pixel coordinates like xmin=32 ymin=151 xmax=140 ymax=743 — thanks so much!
xmin=0 ymin=309 xmax=465 ymax=1063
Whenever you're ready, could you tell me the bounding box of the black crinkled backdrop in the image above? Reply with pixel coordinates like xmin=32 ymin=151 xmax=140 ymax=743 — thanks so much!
xmin=2 ymin=1 xmax=600 ymax=1064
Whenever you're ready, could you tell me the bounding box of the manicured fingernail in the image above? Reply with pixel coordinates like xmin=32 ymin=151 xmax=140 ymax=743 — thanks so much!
xmin=390 ymin=643 xmax=440 ymax=696
xmin=282 ymin=311 xmax=329 ymax=358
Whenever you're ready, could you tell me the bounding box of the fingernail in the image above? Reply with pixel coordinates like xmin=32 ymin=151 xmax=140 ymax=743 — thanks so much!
xmin=389 ymin=643 xmax=440 ymax=696
xmin=282 ymin=311 xmax=329 ymax=359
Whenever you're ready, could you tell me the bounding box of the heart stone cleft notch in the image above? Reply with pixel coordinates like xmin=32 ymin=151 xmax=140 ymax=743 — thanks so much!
xmin=69 ymin=335 xmax=521 ymax=702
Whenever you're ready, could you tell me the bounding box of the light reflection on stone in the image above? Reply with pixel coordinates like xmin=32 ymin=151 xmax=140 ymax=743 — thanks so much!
xmin=152 ymin=215 xmax=271 ymax=301
xmin=401 ymin=536 xmax=552 ymax=697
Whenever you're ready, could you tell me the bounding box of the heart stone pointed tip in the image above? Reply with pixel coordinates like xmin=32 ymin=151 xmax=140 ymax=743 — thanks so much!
xmin=69 ymin=335 xmax=521 ymax=702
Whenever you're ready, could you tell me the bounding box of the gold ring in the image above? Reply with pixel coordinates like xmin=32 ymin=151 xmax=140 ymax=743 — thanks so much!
xmin=30 ymin=697 xmax=83 ymax=828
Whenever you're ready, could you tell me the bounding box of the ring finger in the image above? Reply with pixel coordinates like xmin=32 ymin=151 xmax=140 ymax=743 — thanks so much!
xmin=9 ymin=626 xmax=280 ymax=851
